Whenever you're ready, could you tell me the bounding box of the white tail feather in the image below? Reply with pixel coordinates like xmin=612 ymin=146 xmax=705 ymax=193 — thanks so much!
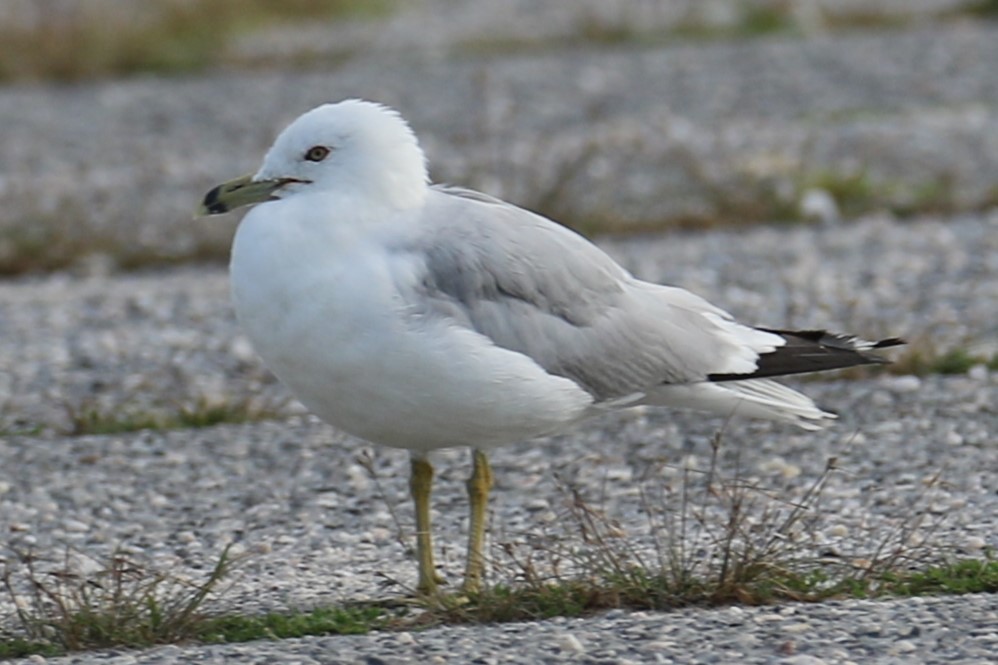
xmin=646 ymin=379 xmax=835 ymax=430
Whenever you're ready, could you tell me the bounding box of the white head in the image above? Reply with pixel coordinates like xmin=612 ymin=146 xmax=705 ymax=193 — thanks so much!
xmin=200 ymin=99 xmax=430 ymax=215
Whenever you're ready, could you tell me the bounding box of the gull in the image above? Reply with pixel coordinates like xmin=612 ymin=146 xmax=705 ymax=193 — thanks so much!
xmin=198 ymin=99 xmax=902 ymax=596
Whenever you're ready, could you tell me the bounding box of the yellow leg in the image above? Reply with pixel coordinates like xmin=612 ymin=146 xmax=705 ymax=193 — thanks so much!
xmin=410 ymin=455 xmax=443 ymax=595
xmin=462 ymin=449 xmax=493 ymax=594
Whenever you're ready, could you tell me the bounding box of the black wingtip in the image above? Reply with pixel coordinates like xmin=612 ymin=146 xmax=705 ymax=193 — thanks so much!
xmin=871 ymin=337 xmax=906 ymax=350
xmin=708 ymin=329 xmax=906 ymax=382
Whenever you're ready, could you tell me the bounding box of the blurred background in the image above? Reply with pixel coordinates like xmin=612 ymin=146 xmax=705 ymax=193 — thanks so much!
xmin=0 ymin=0 xmax=996 ymax=277
xmin=1 ymin=4 xmax=996 ymax=645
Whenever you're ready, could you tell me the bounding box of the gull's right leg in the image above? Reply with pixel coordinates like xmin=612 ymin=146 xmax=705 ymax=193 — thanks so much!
xmin=462 ymin=449 xmax=493 ymax=594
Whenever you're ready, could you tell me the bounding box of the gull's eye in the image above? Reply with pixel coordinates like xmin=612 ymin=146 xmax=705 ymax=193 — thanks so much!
xmin=304 ymin=146 xmax=330 ymax=162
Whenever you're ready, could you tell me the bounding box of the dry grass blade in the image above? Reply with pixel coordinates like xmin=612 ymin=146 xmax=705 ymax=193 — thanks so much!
xmin=431 ymin=425 xmax=974 ymax=622
xmin=0 ymin=0 xmax=392 ymax=82
xmin=1 ymin=545 xmax=238 ymax=652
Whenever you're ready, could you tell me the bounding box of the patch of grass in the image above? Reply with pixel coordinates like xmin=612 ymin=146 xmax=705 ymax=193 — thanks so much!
xmin=793 ymin=170 xmax=961 ymax=221
xmin=0 ymin=638 xmax=63 ymax=660
xmin=554 ymin=135 xmax=938 ymax=233
xmin=66 ymin=410 xmax=164 ymax=437
xmin=197 ymin=606 xmax=385 ymax=644
xmin=803 ymin=171 xmax=881 ymax=219
xmin=64 ymin=396 xmax=288 ymax=436
xmin=963 ymin=0 xmax=998 ymax=18
xmin=651 ymin=5 xmax=797 ymax=42
xmin=1 ymin=546 xmax=389 ymax=658
xmin=0 ymin=422 xmax=45 ymax=438
xmin=575 ymin=15 xmax=646 ymax=46
xmin=461 ymin=2 xmax=965 ymax=57
xmin=739 ymin=6 xmax=795 ymax=36
xmin=464 ymin=5 xmax=797 ymax=55
xmin=893 ymin=178 xmax=957 ymax=217
xmin=2 ymin=430 xmax=989 ymax=657
xmin=888 ymin=345 xmax=998 ymax=377
xmin=573 ymin=5 xmax=795 ymax=45
xmin=0 ymin=0 xmax=393 ymax=82
xmin=173 ymin=400 xmax=274 ymax=429
xmin=1 ymin=546 xmax=236 ymax=655
xmin=878 ymin=557 xmax=998 ymax=596
xmin=434 ymin=557 xmax=996 ymax=624
xmin=418 ymin=434 xmax=970 ymax=625
xmin=0 ymin=203 xmax=101 ymax=276
xmin=0 ymin=207 xmax=232 ymax=277
xmin=818 ymin=10 xmax=913 ymax=31
xmin=6 ymin=546 xmax=989 ymax=659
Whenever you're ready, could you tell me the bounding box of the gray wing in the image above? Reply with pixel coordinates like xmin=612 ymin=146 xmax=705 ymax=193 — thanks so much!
xmin=396 ymin=185 xmax=771 ymax=403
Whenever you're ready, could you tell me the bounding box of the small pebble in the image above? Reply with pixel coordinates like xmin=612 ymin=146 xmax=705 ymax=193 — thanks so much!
xmin=886 ymin=375 xmax=922 ymax=393
xmin=826 ymin=524 xmax=849 ymax=538
xmin=556 ymin=633 xmax=586 ymax=654
xmin=967 ymin=364 xmax=988 ymax=381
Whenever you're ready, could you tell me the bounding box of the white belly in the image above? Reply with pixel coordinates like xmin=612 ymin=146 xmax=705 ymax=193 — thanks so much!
xmin=229 ymin=207 xmax=593 ymax=451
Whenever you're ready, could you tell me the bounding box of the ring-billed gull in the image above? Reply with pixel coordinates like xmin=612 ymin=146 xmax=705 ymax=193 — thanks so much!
xmin=198 ymin=99 xmax=902 ymax=596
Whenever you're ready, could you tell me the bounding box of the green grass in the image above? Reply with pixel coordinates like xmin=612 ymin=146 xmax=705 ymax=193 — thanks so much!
xmin=730 ymin=6 xmax=794 ymax=37
xmin=463 ymin=5 xmax=797 ymax=55
xmin=0 ymin=638 xmax=63 ymax=660
xmin=803 ymin=171 xmax=881 ymax=219
xmin=887 ymin=345 xmax=998 ymax=377
xmin=797 ymin=171 xmax=962 ymax=221
xmin=2 ymin=547 xmax=237 ymax=655
xmin=461 ymin=1 xmax=995 ymax=57
xmin=196 ymin=606 xmax=386 ymax=644
xmin=5 ymin=550 xmax=992 ymax=659
xmin=877 ymin=558 xmax=998 ymax=596
xmin=434 ymin=557 xmax=998 ymax=625
xmin=0 ymin=545 xmax=390 ymax=658
xmin=964 ymin=0 xmax=998 ymax=17
xmin=63 ymin=396 xmax=288 ymax=436
xmin=0 ymin=205 xmax=233 ymax=277
xmin=524 ymin=147 xmax=984 ymax=238
xmin=584 ymin=7 xmax=793 ymax=45
xmin=0 ymin=143 xmax=992 ymax=277
xmin=0 ymin=0 xmax=393 ymax=82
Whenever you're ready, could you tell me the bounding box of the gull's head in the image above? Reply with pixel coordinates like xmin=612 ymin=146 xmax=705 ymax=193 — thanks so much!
xmin=198 ymin=99 xmax=429 ymax=216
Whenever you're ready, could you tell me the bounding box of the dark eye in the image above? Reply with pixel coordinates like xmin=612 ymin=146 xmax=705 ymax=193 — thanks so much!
xmin=304 ymin=146 xmax=330 ymax=162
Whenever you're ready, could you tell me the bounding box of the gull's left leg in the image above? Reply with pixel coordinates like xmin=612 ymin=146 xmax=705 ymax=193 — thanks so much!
xmin=410 ymin=452 xmax=443 ymax=595
xmin=462 ymin=448 xmax=494 ymax=594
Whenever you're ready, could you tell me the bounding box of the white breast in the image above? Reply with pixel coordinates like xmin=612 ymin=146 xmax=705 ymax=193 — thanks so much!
xmin=229 ymin=198 xmax=594 ymax=452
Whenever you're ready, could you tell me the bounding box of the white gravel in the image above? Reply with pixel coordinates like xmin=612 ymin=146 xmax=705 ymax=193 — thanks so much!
xmin=2 ymin=213 xmax=994 ymax=434
xmin=26 ymin=594 xmax=997 ymax=664
xmin=3 ymin=19 xmax=998 ymax=265
xmin=1 ymin=212 xmax=996 ymax=663
xmin=2 ymin=3 xmax=997 ymax=662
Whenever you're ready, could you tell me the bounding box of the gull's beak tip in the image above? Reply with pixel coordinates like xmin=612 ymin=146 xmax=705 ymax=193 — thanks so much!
xmin=195 ymin=174 xmax=257 ymax=218
xmin=196 ymin=183 xmax=229 ymax=217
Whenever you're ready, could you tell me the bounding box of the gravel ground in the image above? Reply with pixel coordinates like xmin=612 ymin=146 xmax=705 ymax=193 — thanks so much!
xmin=2 ymin=367 xmax=995 ymax=610
xmin=1 ymin=3 xmax=997 ymax=663
xmin=10 ymin=594 xmax=996 ymax=664
xmin=1 ymin=213 xmax=996 ymax=663
xmin=2 ymin=212 xmax=994 ymax=434
xmin=3 ymin=17 xmax=998 ymax=268
xmin=1 ymin=368 xmax=996 ymax=663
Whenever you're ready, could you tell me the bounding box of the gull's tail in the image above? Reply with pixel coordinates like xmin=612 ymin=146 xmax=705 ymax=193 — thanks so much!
xmin=708 ymin=330 xmax=905 ymax=382
xmin=647 ymin=330 xmax=904 ymax=430
xmin=649 ymin=379 xmax=836 ymax=430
